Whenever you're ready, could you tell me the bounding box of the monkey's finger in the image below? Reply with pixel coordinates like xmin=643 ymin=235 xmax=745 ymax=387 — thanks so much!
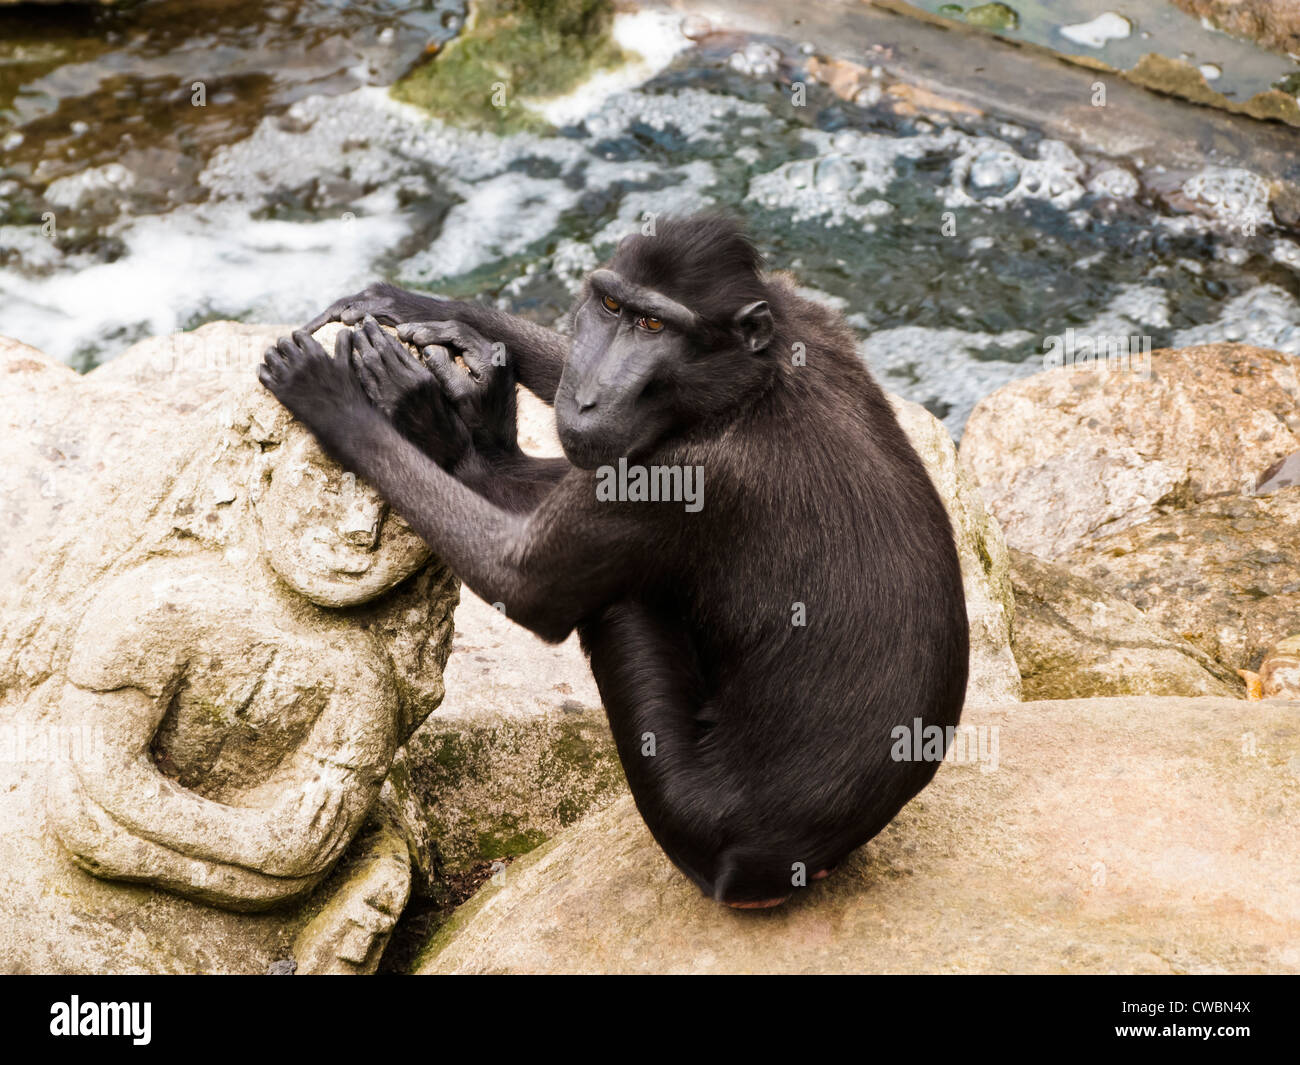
xmin=276 ymin=336 xmax=305 ymax=363
xmin=333 ymin=328 xmax=354 ymax=363
xmin=416 ymin=320 xmax=494 ymax=379
xmin=364 ymin=317 xmax=422 ymax=377
xmin=397 ymin=323 xmax=443 ymax=350
xmin=423 ymin=345 xmax=472 ymax=401
xmin=261 ymin=345 xmax=287 ymax=374
xmin=291 ymin=329 xmax=328 ymax=360
xmin=459 ymin=340 xmax=501 ymax=382
xmin=360 ymin=314 xmax=404 ymax=351
xmin=349 ymin=323 xmax=381 ymax=368
xmin=345 ymin=334 xmax=381 ymax=397
xmin=416 ymin=343 xmax=452 ymax=367
xmin=360 ymin=368 xmax=386 ymax=406
xmin=360 ymin=316 xmax=399 ymax=364
xmin=303 ymin=295 xmax=353 ymax=335
xmin=301 ymin=312 xmax=334 ymax=335
xmin=358 ymin=319 xmax=407 ymax=384
xmin=397 ymin=320 xmax=466 ymax=351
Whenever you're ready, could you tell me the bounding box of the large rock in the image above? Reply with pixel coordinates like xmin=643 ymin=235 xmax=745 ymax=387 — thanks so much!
xmin=1010 ymin=549 xmax=1240 ymax=699
xmin=91 ymin=321 xmax=293 ymax=409
xmin=959 ymin=345 xmax=1300 ymax=559
xmin=0 ymin=327 xmax=458 ymax=973
xmin=1258 ymin=451 xmax=1300 ymax=494
xmin=889 ymin=395 xmax=1021 ymax=705
xmin=1065 ymin=488 xmax=1300 ymax=673
xmin=417 ymin=696 xmax=1300 ymax=974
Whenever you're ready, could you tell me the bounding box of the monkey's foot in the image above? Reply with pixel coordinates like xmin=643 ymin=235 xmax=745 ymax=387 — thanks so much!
xmin=726 ymin=895 xmax=790 ymax=909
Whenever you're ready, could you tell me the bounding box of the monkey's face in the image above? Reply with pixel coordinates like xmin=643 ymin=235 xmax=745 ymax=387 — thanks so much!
xmin=555 ymin=273 xmax=776 ymax=469
xmin=555 ymin=288 xmax=682 ymax=468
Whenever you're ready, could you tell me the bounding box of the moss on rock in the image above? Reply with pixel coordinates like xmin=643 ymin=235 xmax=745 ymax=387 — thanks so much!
xmin=390 ymin=0 xmax=630 ymax=134
xmin=389 ymin=706 xmax=624 ymax=884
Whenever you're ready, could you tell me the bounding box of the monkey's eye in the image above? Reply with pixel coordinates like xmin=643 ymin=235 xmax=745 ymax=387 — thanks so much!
xmin=600 ymin=294 xmax=621 ymax=315
xmin=638 ymin=316 xmax=664 ymax=333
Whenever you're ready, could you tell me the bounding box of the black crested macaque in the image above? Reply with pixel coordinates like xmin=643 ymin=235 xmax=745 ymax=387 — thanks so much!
xmin=261 ymin=215 xmax=969 ymax=908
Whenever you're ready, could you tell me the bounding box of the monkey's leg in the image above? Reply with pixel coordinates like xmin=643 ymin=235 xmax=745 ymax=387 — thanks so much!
xmin=304 ymin=282 xmax=567 ymax=402
xmin=580 ymin=602 xmax=792 ymax=909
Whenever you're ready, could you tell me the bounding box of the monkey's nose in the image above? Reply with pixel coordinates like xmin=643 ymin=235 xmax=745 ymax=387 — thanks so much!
xmin=575 ymin=392 xmax=598 ymax=413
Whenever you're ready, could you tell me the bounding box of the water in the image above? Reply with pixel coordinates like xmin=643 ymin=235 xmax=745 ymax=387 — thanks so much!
xmin=1 ymin=1 xmax=1297 ymax=436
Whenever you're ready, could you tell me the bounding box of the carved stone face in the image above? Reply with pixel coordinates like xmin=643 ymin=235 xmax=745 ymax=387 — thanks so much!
xmin=252 ymin=427 xmax=430 ymax=607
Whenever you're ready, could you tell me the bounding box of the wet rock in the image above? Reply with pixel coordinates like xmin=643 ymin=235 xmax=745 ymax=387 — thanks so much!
xmin=1123 ymin=52 xmax=1300 ymax=127
xmin=1064 ymin=489 xmax=1300 ymax=673
xmin=416 ymin=696 xmax=1300 ymax=974
xmin=1010 ymin=549 xmax=1239 ymax=699
xmin=1180 ymin=166 xmax=1274 ymax=231
xmin=728 ymin=41 xmax=781 ymax=77
xmin=805 ymin=55 xmax=882 ymax=105
xmin=959 ymin=344 xmax=1300 ymax=559
xmin=1059 ymin=12 xmax=1133 ymax=49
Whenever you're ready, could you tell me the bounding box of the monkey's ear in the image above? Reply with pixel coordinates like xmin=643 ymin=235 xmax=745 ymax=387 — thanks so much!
xmin=733 ymin=300 xmax=773 ymax=352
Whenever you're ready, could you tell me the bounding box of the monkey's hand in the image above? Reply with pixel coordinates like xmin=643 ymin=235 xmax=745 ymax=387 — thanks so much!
xmin=344 ymin=317 xmax=471 ymax=471
xmin=303 ymin=282 xmax=454 ymax=335
xmin=258 ymin=329 xmax=382 ymax=469
xmin=397 ymin=319 xmax=521 ymax=464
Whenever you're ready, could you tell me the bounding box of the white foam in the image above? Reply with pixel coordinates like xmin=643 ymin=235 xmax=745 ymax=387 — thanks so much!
xmin=1171 ymin=285 xmax=1300 ymax=354
xmin=0 ymin=195 xmax=410 ymax=360
xmin=1059 ymin=13 xmax=1133 ymax=50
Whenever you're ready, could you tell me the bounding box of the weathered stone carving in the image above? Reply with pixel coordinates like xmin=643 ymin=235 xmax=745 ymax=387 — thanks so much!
xmin=0 ymin=328 xmax=457 ymax=971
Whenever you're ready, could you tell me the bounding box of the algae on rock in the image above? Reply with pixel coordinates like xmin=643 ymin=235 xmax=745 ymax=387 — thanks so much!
xmin=391 ymin=0 xmax=630 ymax=134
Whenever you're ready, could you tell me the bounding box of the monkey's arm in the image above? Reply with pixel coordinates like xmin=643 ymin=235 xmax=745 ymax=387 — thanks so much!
xmin=454 ymin=452 xmax=570 ymax=514
xmin=305 ymin=282 xmax=567 ymax=402
xmin=260 ymin=330 xmax=639 ymax=640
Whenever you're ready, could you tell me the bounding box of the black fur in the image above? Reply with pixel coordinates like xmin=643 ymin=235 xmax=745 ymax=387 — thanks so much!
xmin=264 ymin=214 xmax=968 ymax=905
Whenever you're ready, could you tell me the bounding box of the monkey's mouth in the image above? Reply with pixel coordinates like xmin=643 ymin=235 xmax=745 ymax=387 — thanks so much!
xmin=556 ymin=420 xmax=623 ymax=470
